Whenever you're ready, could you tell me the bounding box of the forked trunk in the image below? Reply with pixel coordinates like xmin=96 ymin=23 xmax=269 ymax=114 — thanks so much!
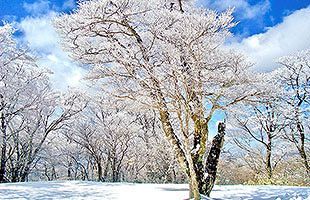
xmin=189 ymin=122 xmax=226 ymax=199
xmin=156 ymin=81 xmax=224 ymax=199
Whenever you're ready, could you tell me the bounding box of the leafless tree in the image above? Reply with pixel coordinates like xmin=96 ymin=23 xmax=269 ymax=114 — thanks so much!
xmin=54 ymin=1 xmax=263 ymax=198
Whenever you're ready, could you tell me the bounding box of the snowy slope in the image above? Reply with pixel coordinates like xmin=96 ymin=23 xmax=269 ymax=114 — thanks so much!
xmin=0 ymin=181 xmax=309 ymax=200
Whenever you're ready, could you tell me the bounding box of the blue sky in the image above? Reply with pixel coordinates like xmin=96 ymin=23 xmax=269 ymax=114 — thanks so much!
xmin=1 ymin=0 xmax=309 ymax=36
xmin=0 ymin=0 xmax=75 ymax=21
xmin=205 ymin=0 xmax=310 ymax=37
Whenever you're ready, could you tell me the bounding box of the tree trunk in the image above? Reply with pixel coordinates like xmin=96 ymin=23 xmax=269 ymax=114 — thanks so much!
xmin=159 ymin=108 xmax=188 ymax=171
xmin=52 ymin=166 xmax=57 ymax=180
xmin=21 ymin=155 xmax=34 ymax=182
xmin=266 ymin=141 xmax=272 ymax=179
xmin=191 ymin=118 xmax=208 ymax=197
xmin=103 ymin=159 xmax=109 ymax=181
xmin=296 ymin=121 xmax=310 ymax=175
xmin=111 ymin=153 xmax=117 ymax=182
xmin=298 ymin=147 xmax=310 ymax=176
xmin=159 ymin=102 xmax=225 ymax=199
xmin=68 ymin=161 xmax=72 ymax=180
xmin=67 ymin=168 xmax=71 ymax=179
xmin=11 ymin=167 xmax=19 ymax=182
xmin=188 ymin=122 xmax=226 ymax=199
xmin=97 ymin=160 xmax=103 ymax=181
xmin=201 ymin=122 xmax=226 ymax=197
xmin=0 ymin=104 xmax=7 ymax=183
xmin=158 ymin=108 xmax=199 ymax=199
xmin=21 ymin=166 xmax=30 ymax=182
xmin=188 ymin=159 xmax=200 ymax=200
xmin=44 ymin=164 xmax=51 ymax=181
xmin=295 ymin=108 xmax=309 ymax=175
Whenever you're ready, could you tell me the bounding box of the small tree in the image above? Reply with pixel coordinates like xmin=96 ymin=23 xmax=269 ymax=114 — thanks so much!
xmin=277 ymin=50 xmax=310 ymax=175
xmin=229 ymin=99 xmax=287 ymax=180
xmin=16 ymin=91 xmax=87 ymax=182
xmin=0 ymin=24 xmax=50 ymax=182
xmin=63 ymin=98 xmax=139 ymax=182
xmin=0 ymin=24 xmax=86 ymax=182
xmin=55 ymin=0 xmax=261 ymax=198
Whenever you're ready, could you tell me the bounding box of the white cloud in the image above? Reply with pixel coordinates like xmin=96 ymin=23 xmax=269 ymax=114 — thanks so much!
xmin=201 ymin=0 xmax=270 ymax=20
xmin=23 ymin=0 xmax=51 ymax=15
xmin=39 ymin=49 xmax=86 ymax=90
xmin=62 ymin=0 xmax=76 ymax=10
xmin=18 ymin=12 xmax=86 ymax=90
xmin=230 ymin=6 xmax=310 ymax=71
xmin=18 ymin=12 xmax=58 ymax=53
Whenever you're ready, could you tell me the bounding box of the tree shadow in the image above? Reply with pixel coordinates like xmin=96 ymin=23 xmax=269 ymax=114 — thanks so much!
xmin=211 ymin=185 xmax=310 ymax=200
xmin=0 ymin=181 xmax=117 ymax=200
xmin=158 ymin=187 xmax=188 ymax=192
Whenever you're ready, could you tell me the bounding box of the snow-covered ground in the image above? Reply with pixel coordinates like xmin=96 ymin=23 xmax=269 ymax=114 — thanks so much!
xmin=0 ymin=181 xmax=309 ymax=200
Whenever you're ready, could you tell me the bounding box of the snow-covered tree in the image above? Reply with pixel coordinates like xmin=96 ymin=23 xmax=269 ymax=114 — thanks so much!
xmin=0 ymin=24 xmax=86 ymax=182
xmin=16 ymin=91 xmax=87 ymax=182
xmin=62 ymin=97 xmax=137 ymax=182
xmin=54 ymin=0 xmax=263 ymax=198
xmin=0 ymin=24 xmax=49 ymax=182
xmin=277 ymin=50 xmax=310 ymax=175
xmin=228 ymin=98 xmax=287 ymax=180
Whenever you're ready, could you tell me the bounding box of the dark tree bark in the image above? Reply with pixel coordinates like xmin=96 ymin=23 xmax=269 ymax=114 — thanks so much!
xmin=11 ymin=130 xmax=21 ymax=182
xmin=191 ymin=118 xmax=208 ymax=196
xmin=0 ymin=95 xmax=7 ymax=183
xmin=51 ymin=166 xmax=57 ymax=180
xmin=266 ymin=136 xmax=272 ymax=179
xmin=97 ymin=159 xmax=103 ymax=182
xmin=20 ymin=166 xmax=30 ymax=182
xmin=202 ymin=122 xmax=226 ymax=197
xmin=68 ymin=161 xmax=72 ymax=179
xmin=111 ymin=154 xmax=118 ymax=182
xmin=300 ymin=149 xmax=310 ymax=176
xmin=296 ymin=117 xmax=310 ymax=176
xmin=103 ymin=156 xmax=109 ymax=181
xmin=44 ymin=164 xmax=52 ymax=181
xmin=177 ymin=0 xmax=184 ymax=13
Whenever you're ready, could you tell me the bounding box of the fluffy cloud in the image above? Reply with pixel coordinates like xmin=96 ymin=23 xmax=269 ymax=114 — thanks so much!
xmin=18 ymin=12 xmax=86 ymax=90
xmin=23 ymin=0 xmax=52 ymax=16
xmin=229 ymin=6 xmax=310 ymax=71
xmin=200 ymin=0 xmax=270 ymax=20
xmin=40 ymin=50 xmax=86 ymax=90
xmin=62 ymin=0 xmax=76 ymax=10
xmin=18 ymin=12 xmax=58 ymax=53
